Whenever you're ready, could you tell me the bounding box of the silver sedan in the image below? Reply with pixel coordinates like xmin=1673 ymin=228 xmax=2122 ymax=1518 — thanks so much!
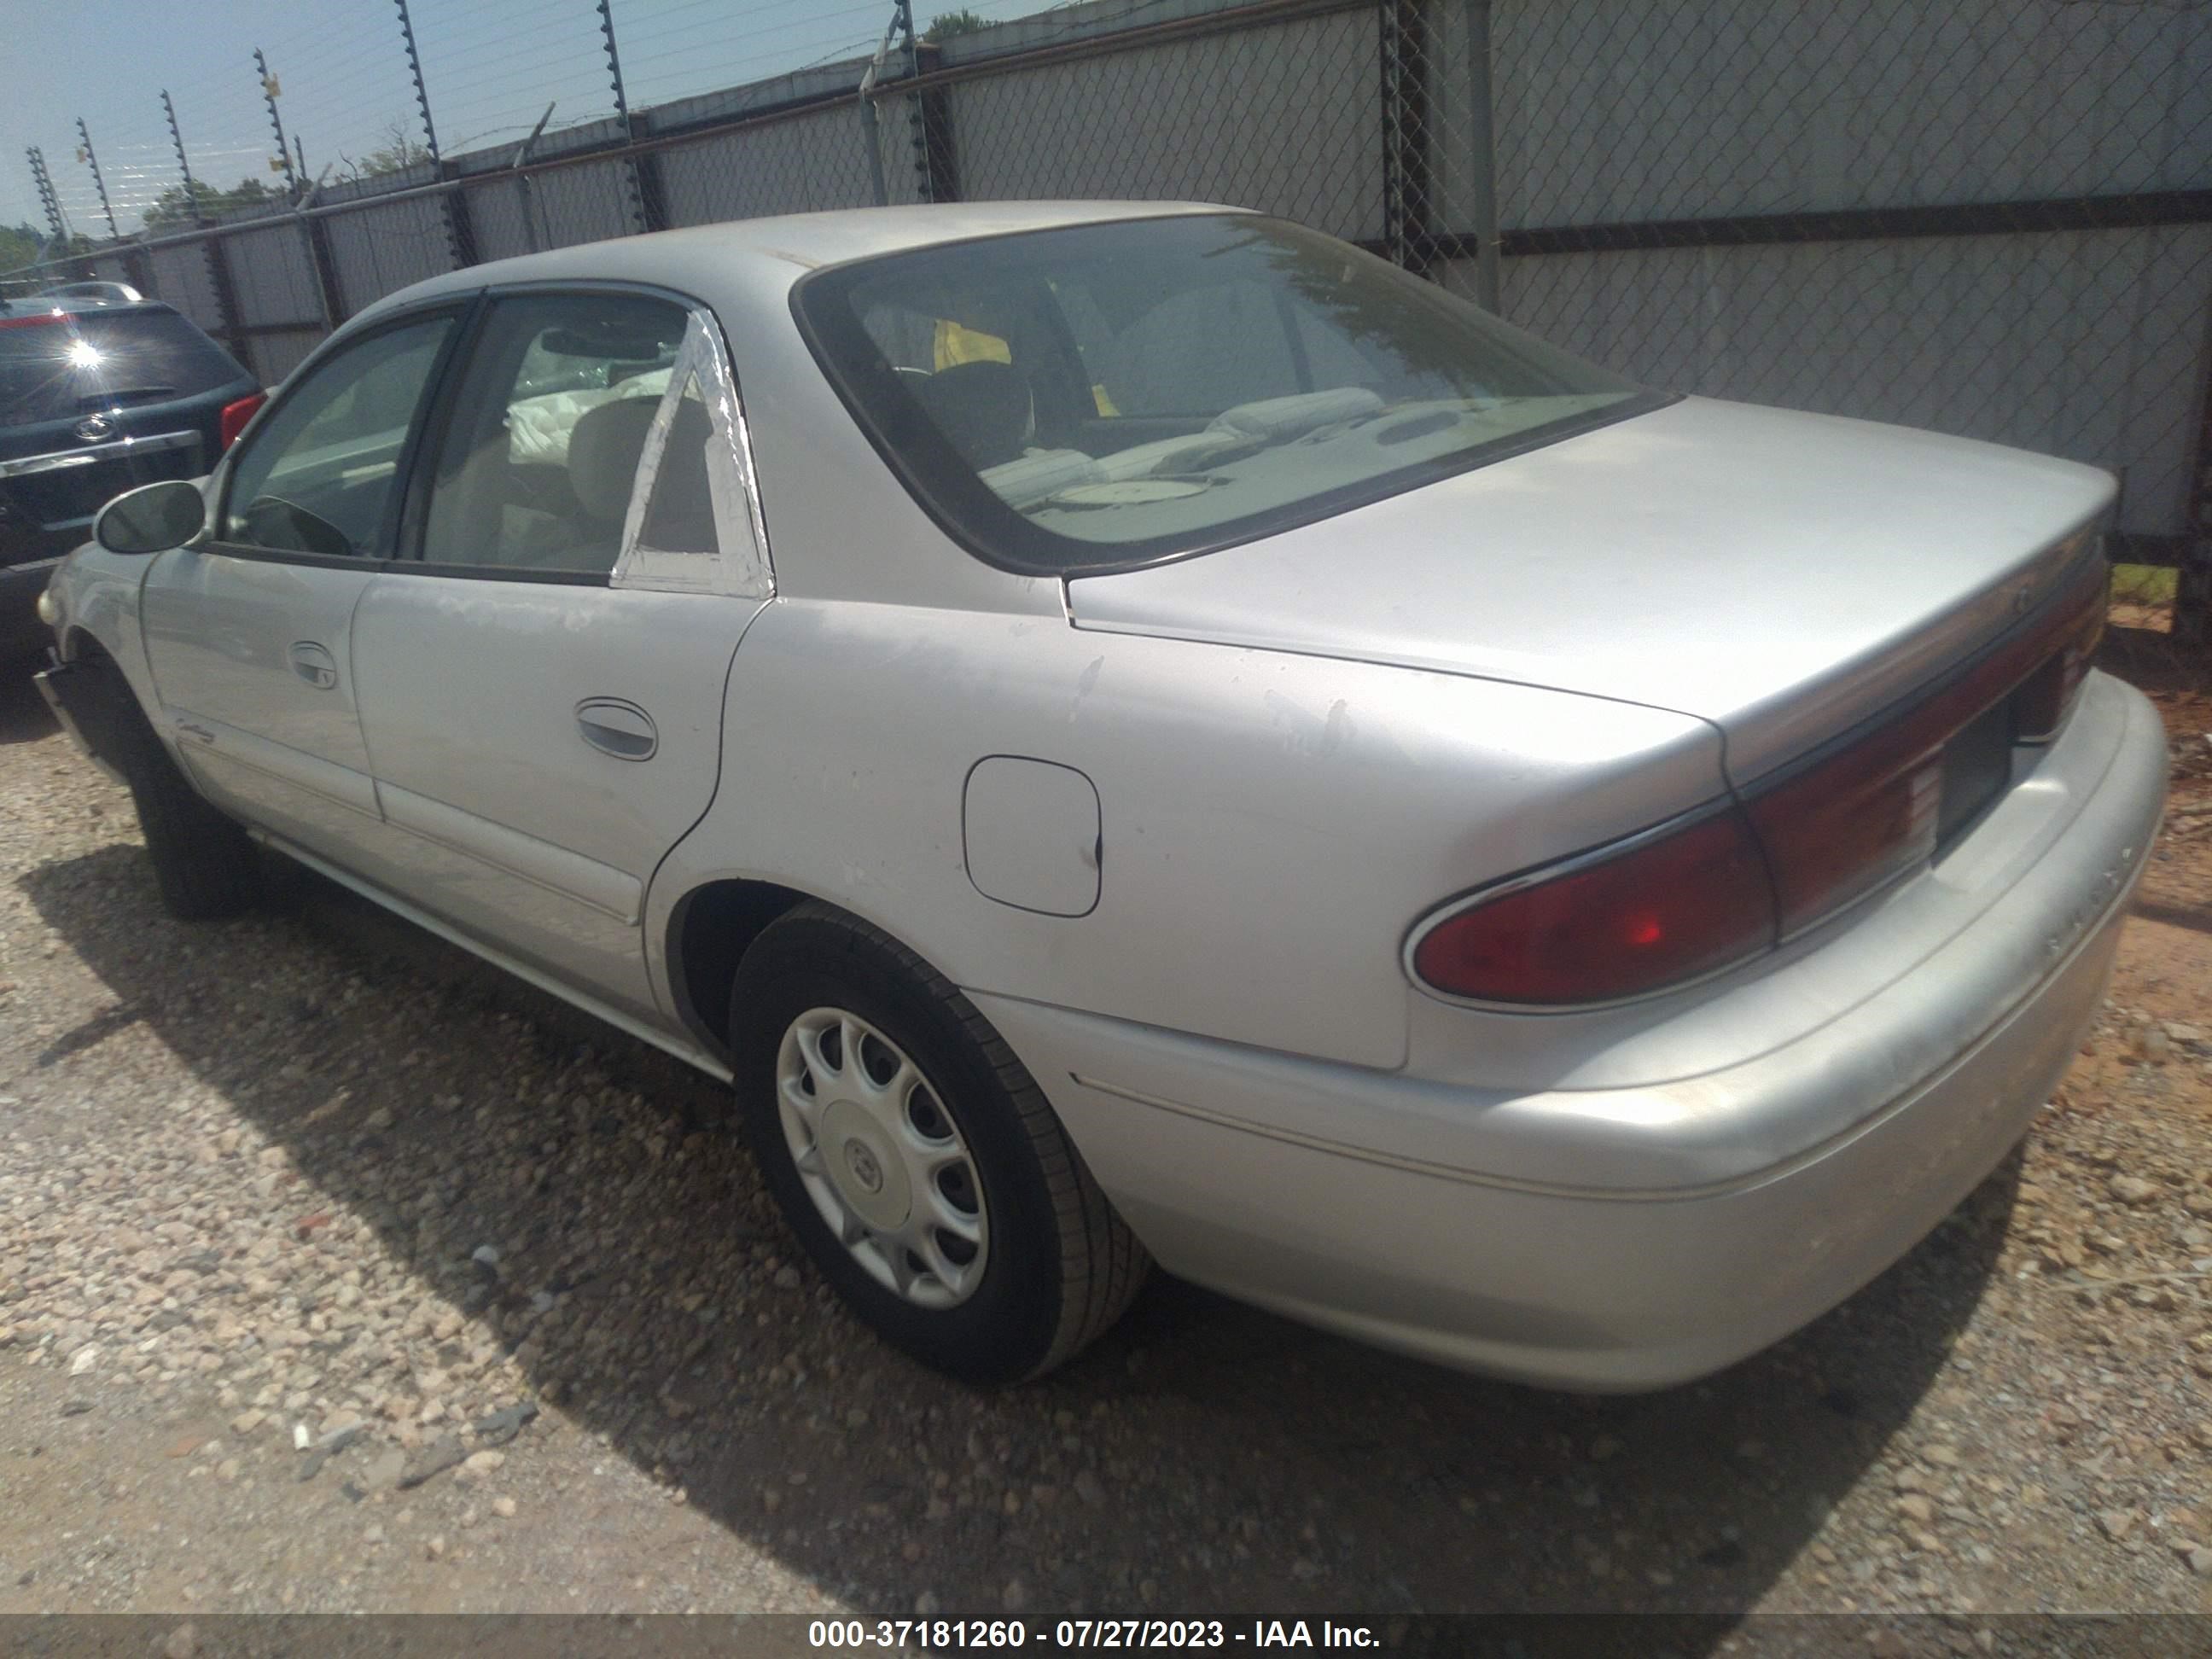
xmin=35 ymin=201 xmax=2166 ymax=1389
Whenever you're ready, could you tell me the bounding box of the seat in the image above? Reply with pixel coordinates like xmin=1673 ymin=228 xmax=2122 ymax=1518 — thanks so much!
xmin=545 ymin=396 xmax=660 ymax=572
xmin=909 ymin=359 xmax=1033 ymax=472
xmin=635 ymin=399 xmax=719 ymax=551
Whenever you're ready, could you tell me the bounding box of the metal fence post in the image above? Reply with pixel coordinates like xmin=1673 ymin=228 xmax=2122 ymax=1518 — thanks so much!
xmin=26 ymin=148 xmax=65 ymax=242
xmin=509 ymin=104 xmax=556 ymax=253
xmin=393 ymin=0 xmax=476 ymax=268
xmin=75 ymin=119 xmax=119 ymax=240
xmin=859 ymin=8 xmax=904 ymax=209
xmin=2178 ymin=317 xmax=2212 ymax=649
xmin=1464 ymin=0 xmax=1501 ymax=311
xmin=894 ymin=0 xmax=956 ymax=203
xmin=164 ymin=90 xmax=247 ymax=357
xmin=296 ymin=167 xmax=344 ymax=334
xmin=256 ymin=49 xmax=299 ymax=202
xmin=597 ymin=0 xmax=666 ymax=233
xmin=1379 ymin=0 xmax=1437 ymax=277
xmin=161 ymin=90 xmax=203 ymax=221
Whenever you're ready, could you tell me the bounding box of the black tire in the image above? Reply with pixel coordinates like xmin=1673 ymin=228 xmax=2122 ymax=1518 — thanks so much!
xmin=84 ymin=653 xmax=259 ymax=921
xmin=730 ymin=902 xmax=1149 ymax=1384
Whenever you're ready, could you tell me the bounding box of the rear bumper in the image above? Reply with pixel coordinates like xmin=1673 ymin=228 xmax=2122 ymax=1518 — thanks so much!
xmin=973 ymin=672 xmax=2168 ymax=1390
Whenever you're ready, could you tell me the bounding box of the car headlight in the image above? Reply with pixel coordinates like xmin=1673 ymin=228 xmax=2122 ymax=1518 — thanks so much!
xmin=36 ymin=584 xmax=61 ymax=626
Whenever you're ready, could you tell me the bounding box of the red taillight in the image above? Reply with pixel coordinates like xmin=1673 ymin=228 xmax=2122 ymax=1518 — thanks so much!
xmin=0 ymin=311 xmax=68 ymax=330
xmin=1748 ymin=551 xmax=2109 ymax=935
xmin=1410 ymin=550 xmax=2112 ymax=1008
xmin=1747 ymin=725 xmax=1944 ymax=936
xmin=1410 ymin=807 xmax=1777 ymax=1005
xmin=219 ymin=391 xmax=265 ymax=450
xmin=2014 ymin=567 xmax=2108 ymax=742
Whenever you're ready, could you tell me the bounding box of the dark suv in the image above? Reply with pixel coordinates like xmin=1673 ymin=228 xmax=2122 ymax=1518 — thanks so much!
xmin=3 ymin=297 xmax=262 ymax=658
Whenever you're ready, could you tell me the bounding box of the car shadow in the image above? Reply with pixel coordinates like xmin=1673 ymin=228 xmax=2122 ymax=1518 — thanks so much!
xmin=0 ymin=655 xmax=59 ymax=745
xmin=2098 ymin=620 xmax=2209 ymax=697
xmin=19 ymin=841 xmax=2010 ymax=1632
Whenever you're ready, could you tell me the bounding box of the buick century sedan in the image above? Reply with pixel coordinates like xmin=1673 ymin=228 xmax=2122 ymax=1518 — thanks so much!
xmin=34 ymin=202 xmax=2166 ymax=1388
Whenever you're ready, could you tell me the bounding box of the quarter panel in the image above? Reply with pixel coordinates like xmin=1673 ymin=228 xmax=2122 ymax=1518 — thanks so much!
xmin=655 ymin=599 xmax=1724 ymax=1069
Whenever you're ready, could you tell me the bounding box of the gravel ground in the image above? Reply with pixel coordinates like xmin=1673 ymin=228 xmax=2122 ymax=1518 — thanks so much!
xmin=2 ymin=650 xmax=2210 ymax=1629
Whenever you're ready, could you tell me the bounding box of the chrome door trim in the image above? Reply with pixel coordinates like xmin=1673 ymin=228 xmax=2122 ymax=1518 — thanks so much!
xmin=0 ymin=428 xmax=200 ymax=477
xmin=164 ymin=710 xmax=382 ymax=819
xmin=377 ymin=779 xmax=644 ymax=924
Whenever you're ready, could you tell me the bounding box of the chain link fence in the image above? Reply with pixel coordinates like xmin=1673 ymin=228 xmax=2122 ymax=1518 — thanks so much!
xmin=11 ymin=0 xmax=2212 ymax=639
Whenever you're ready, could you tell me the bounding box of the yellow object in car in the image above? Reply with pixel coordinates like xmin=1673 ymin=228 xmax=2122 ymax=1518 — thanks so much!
xmin=930 ymin=317 xmax=1119 ymax=415
xmin=933 ymin=319 xmax=1010 ymax=368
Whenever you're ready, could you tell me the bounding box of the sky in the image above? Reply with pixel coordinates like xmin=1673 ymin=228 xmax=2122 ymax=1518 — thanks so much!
xmin=0 ymin=0 xmax=1048 ymax=246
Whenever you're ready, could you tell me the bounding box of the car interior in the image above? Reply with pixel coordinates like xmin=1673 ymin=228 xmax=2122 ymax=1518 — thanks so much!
xmin=422 ymin=300 xmax=700 ymax=574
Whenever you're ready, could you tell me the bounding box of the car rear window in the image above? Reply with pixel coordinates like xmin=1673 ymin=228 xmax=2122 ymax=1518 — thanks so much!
xmin=792 ymin=213 xmax=1661 ymax=574
xmin=0 ymin=308 xmax=248 ymax=428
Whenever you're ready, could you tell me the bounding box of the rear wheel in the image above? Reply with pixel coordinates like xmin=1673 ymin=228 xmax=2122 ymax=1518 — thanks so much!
xmin=730 ymin=903 xmax=1148 ymax=1383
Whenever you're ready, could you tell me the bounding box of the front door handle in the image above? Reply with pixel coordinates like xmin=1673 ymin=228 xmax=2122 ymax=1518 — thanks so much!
xmin=576 ymin=697 xmax=657 ymax=761
xmin=288 ymin=641 xmax=339 ymax=690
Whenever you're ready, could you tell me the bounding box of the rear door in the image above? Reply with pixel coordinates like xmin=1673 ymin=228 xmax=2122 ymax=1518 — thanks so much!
xmin=351 ymin=288 xmax=771 ymax=1019
xmin=140 ymin=308 xmax=463 ymax=861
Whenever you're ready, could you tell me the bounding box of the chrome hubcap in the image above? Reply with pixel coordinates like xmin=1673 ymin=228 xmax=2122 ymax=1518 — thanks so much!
xmin=776 ymin=1007 xmax=989 ymax=1309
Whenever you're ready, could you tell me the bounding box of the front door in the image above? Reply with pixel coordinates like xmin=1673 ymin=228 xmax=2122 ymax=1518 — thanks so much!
xmin=351 ymin=290 xmax=771 ymax=1019
xmin=141 ymin=311 xmax=461 ymax=862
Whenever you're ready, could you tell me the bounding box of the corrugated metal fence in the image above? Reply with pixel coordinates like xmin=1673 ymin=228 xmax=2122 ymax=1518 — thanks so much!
xmin=14 ymin=0 xmax=2212 ymax=633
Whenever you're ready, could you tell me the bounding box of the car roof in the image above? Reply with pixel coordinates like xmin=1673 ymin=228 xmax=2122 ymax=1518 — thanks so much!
xmin=355 ymin=200 xmax=1241 ymax=324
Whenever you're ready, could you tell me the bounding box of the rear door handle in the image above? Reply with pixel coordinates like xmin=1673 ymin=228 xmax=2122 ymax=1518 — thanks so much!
xmin=288 ymin=641 xmax=339 ymax=689
xmin=576 ymin=697 xmax=657 ymax=760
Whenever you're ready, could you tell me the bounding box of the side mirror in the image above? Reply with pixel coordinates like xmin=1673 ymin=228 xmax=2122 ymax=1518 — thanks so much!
xmin=94 ymin=479 xmax=207 ymax=556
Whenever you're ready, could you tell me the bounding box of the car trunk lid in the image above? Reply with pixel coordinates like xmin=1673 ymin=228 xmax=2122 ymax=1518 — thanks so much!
xmin=1064 ymin=396 xmax=2114 ymax=786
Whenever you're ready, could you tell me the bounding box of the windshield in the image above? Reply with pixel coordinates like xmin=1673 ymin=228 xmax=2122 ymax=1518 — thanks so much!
xmin=794 ymin=213 xmax=1656 ymax=573
xmin=0 ymin=307 xmax=248 ymax=428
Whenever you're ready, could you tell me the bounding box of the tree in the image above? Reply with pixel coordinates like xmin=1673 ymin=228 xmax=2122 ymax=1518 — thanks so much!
xmin=143 ymin=177 xmax=278 ymax=229
xmin=923 ymin=9 xmax=989 ymax=43
xmin=335 ymin=120 xmax=435 ymax=185
xmin=0 ymin=220 xmax=48 ymax=276
xmin=0 ymin=221 xmax=96 ymax=297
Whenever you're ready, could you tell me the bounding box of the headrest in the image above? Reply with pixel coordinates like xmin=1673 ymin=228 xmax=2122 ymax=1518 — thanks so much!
xmin=567 ymin=398 xmax=661 ymax=523
xmin=909 ymin=359 xmax=1033 ymax=472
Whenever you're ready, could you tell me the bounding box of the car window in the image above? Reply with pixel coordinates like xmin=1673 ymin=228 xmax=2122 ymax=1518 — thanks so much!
xmin=632 ymin=371 xmax=721 ymax=557
xmin=422 ymin=293 xmax=690 ymax=577
xmin=795 ymin=214 xmax=1653 ymax=574
xmin=1054 ymin=276 xmax=1307 ymax=418
xmin=1 ymin=307 xmax=248 ymax=429
xmin=221 ymin=316 xmax=453 ymax=557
